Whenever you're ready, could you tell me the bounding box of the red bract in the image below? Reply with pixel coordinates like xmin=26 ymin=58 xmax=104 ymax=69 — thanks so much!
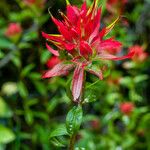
xmin=42 ymin=0 xmax=134 ymax=102
xmin=129 ymin=45 xmax=148 ymax=62
xmin=46 ymin=56 xmax=61 ymax=69
xmin=120 ymin=102 xmax=134 ymax=115
xmin=5 ymin=23 xmax=22 ymax=37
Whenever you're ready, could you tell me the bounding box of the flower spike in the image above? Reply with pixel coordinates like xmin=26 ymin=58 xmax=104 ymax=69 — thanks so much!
xmin=42 ymin=0 xmax=133 ymax=103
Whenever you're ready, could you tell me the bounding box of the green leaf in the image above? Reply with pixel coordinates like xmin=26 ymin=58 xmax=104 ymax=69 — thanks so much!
xmin=84 ymin=89 xmax=97 ymax=103
xmin=0 ymin=97 xmax=13 ymax=118
xmin=66 ymin=105 xmax=83 ymax=135
xmin=25 ymin=109 xmax=34 ymax=125
xmin=49 ymin=124 xmax=68 ymax=138
xmin=32 ymin=81 xmax=47 ymax=96
xmin=11 ymin=55 xmax=21 ymax=68
xmin=66 ymin=77 xmax=73 ymax=100
xmin=40 ymin=50 xmax=51 ymax=64
xmin=134 ymin=75 xmax=148 ymax=83
xmin=120 ymin=76 xmax=133 ymax=88
xmin=0 ymin=125 xmax=15 ymax=144
xmin=0 ymin=50 xmax=4 ymax=59
xmin=0 ymin=38 xmax=14 ymax=49
xmin=28 ymin=72 xmax=41 ymax=80
xmin=17 ymin=81 xmax=28 ymax=98
xmin=75 ymin=147 xmax=86 ymax=150
xmin=49 ymin=124 xmax=68 ymax=147
xmin=23 ymin=31 xmax=38 ymax=41
xmin=21 ymin=64 xmax=35 ymax=77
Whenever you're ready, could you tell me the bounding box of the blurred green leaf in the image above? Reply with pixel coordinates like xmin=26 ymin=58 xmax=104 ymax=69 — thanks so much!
xmin=11 ymin=55 xmax=21 ymax=68
xmin=23 ymin=31 xmax=38 ymax=41
xmin=134 ymin=75 xmax=148 ymax=83
xmin=17 ymin=81 xmax=29 ymax=98
xmin=9 ymin=10 xmax=34 ymax=22
xmin=25 ymin=109 xmax=34 ymax=125
xmin=33 ymin=81 xmax=47 ymax=95
xmin=120 ymin=77 xmax=134 ymax=88
xmin=0 ymin=38 xmax=14 ymax=49
xmin=0 ymin=125 xmax=15 ymax=144
xmin=28 ymin=72 xmax=41 ymax=80
xmin=0 ymin=50 xmax=4 ymax=59
xmin=40 ymin=50 xmax=51 ymax=64
xmin=21 ymin=64 xmax=35 ymax=77
xmin=0 ymin=97 xmax=13 ymax=118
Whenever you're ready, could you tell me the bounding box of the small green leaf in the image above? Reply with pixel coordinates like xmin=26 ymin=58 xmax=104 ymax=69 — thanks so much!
xmin=28 ymin=72 xmax=41 ymax=80
xmin=0 ymin=50 xmax=4 ymax=59
xmin=0 ymin=97 xmax=13 ymax=118
xmin=33 ymin=81 xmax=47 ymax=96
xmin=75 ymin=147 xmax=86 ymax=150
xmin=0 ymin=125 xmax=15 ymax=144
xmin=11 ymin=55 xmax=21 ymax=68
xmin=25 ymin=109 xmax=34 ymax=125
xmin=134 ymin=75 xmax=148 ymax=83
xmin=49 ymin=124 xmax=68 ymax=147
xmin=0 ymin=38 xmax=14 ymax=49
xmin=17 ymin=81 xmax=28 ymax=98
xmin=66 ymin=77 xmax=73 ymax=100
xmin=49 ymin=124 xmax=68 ymax=138
xmin=21 ymin=64 xmax=35 ymax=77
xmin=40 ymin=50 xmax=51 ymax=64
xmin=84 ymin=89 xmax=97 ymax=103
xmin=66 ymin=105 xmax=83 ymax=135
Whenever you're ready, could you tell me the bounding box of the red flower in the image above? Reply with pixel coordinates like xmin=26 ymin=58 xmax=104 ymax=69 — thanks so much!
xmin=5 ymin=23 xmax=22 ymax=37
xmin=46 ymin=56 xmax=61 ymax=69
xmin=120 ymin=102 xmax=134 ymax=115
xmin=42 ymin=0 xmax=134 ymax=102
xmin=129 ymin=45 xmax=148 ymax=62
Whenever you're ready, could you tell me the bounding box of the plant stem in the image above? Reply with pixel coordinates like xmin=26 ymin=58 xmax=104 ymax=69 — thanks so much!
xmin=69 ymin=134 xmax=76 ymax=150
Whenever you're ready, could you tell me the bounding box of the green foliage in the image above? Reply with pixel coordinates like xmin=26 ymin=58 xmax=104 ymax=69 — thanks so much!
xmin=0 ymin=0 xmax=149 ymax=149
xmin=66 ymin=105 xmax=83 ymax=135
xmin=0 ymin=125 xmax=15 ymax=144
xmin=49 ymin=124 xmax=68 ymax=147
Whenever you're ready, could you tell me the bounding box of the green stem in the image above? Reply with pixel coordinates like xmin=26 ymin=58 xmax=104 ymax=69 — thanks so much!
xmin=69 ymin=134 xmax=76 ymax=150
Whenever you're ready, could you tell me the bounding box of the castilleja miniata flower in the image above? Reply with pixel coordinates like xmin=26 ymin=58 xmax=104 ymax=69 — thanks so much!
xmin=5 ymin=23 xmax=22 ymax=37
xmin=42 ymin=0 xmax=134 ymax=102
xmin=120 ymin=102 xmax=134 ymax=115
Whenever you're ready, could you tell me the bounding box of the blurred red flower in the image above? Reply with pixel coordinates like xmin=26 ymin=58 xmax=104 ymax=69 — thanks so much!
xmin=42 ymin=0 xmax=134 ymax=102
xmin=129 ymin=45 xmax=148 ymax=62
xmin=5 ymin=23 xmax=22 ymax=37
xmin=120 ymin=102 xmax=134 ymax=115
xmin=46 ymin=56 xmax=61 ymax=69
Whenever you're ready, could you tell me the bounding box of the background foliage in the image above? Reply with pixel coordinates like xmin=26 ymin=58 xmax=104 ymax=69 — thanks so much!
xmin=0 ymin=0 xmax=150 ymax=149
